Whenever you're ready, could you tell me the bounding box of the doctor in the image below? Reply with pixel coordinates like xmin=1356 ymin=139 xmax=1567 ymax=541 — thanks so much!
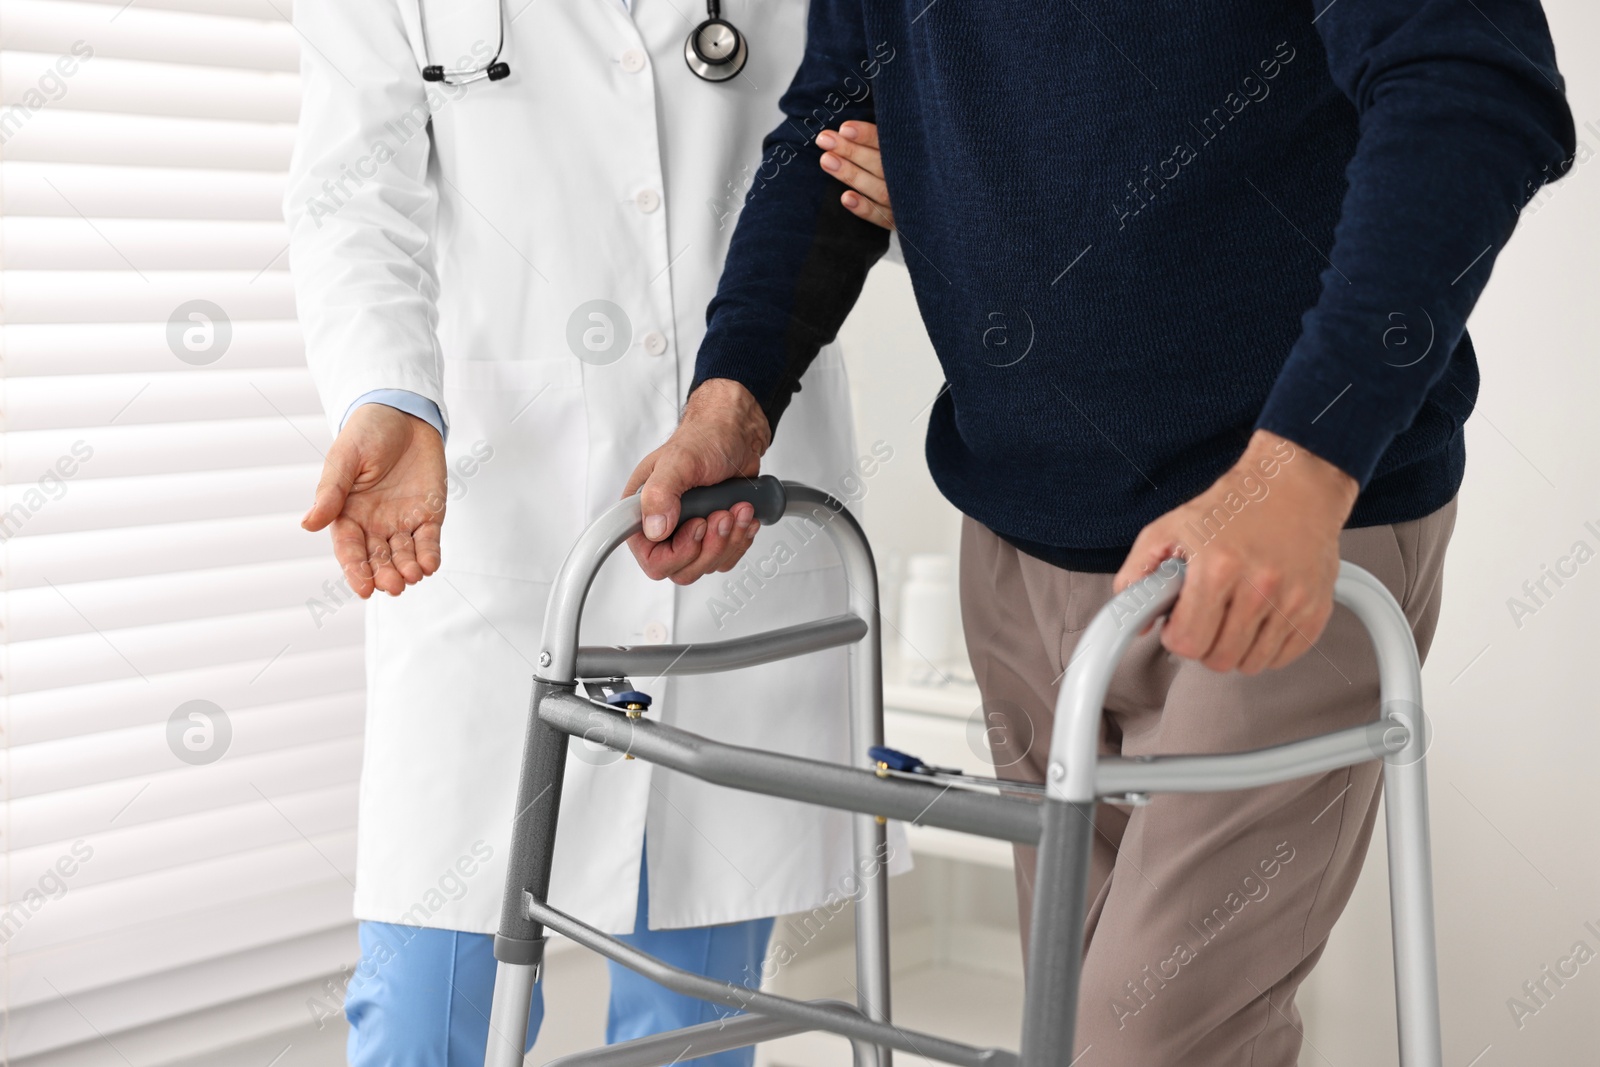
xmin=283 ymin=0 xmax=897 ymax=1063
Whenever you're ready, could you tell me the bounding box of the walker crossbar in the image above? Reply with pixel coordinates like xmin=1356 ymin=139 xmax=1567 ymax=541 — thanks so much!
xmin=575 ymin=613 xmax=869 ymax=679
xmin=1094 ymin=717 xmax=1407 ymax=795
xmin=539 ymin=688 xmax=1043 ymax=844
xmin=484 ymin=477 xmax=1444 ymax=1067
xmin=538 ymin=690 xmax=1410 ymax=839
xmin=525 ymin=895 xmax=1019 ymax=1067
xmin=540 ymin=1001 xmax=870 ymax=1067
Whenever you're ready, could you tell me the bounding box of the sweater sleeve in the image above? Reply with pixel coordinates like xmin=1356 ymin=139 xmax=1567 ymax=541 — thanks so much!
xmin=690 ymin=0 xmax=894 ymax=433
xmin=1255 ymin=0 xmax=1574 ymax=486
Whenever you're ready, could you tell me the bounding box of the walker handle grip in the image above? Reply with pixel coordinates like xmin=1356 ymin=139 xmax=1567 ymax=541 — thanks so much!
xmin=676 ymin=475 xmax=787 ymax=528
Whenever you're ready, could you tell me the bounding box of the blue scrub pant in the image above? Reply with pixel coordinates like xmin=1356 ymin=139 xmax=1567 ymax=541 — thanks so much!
xmin=345 ymin=862 xmax=775 ymax=1067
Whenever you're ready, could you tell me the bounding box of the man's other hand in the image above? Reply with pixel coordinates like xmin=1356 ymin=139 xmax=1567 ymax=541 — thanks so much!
xmin=1113 ymin=430 xmax=1359 ymax=674
xmin=817 ymin=121 xmax=894 ymax=230
xmin=625 ymin=378 xmax=771 ymax=585
xmin=302 ymin=404 xmax=447 ymax=598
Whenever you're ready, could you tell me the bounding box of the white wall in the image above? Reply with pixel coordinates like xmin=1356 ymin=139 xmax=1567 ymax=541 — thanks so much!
xmin=835 ymin=0 xmax=1600 ymax=1058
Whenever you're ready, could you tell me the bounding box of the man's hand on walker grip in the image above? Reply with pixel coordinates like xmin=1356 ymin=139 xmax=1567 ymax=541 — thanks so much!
xmin=1113 ymin=429 xmax=1360 ymax=675
xmin=625 ymin=378 xmax=772 ymax=585
xmin=302 ymin=403 xmax=447 ymax=599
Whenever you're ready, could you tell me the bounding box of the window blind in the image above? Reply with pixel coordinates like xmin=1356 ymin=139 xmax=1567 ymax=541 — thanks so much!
xmin=1 ymin=0 xmax=365 ymax=1059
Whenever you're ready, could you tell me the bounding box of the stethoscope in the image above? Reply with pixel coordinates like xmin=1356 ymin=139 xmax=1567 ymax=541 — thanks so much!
xmin=419 ymin=0 xmax=747 ymax=86
xmin=683 ymin=1 xmax=748 ymax=82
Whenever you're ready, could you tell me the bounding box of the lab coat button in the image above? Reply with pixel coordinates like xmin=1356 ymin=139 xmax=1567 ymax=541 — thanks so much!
xmin=620 ymin=49 xmax=647 ymax=73
xmin=635 ymin=188 xmax=661 ymax=213
xmin=643 ymin=621 xmax=669 ymax=643
xmin=642 ymin=330 xmax=668 ymax=356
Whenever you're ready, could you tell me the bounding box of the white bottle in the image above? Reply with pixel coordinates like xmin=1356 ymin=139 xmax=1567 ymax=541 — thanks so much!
xmin=899 ymin=553 xmax=954 ymax=685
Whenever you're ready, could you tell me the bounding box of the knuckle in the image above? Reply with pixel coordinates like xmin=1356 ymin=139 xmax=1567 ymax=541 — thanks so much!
xmin=1304 ymin=603 xmax=1334 ymax=638
xmin=1295 ymin=588 xmax=1330 ymax=623
xmin=1277 ymin=586 xmax=1310 ymax=619
xmin=1206 ymin=552 xmax=1243 ymax=584
xmin=1249 ymin=567 xmax=1284 ymax=602
xmin=1161 ymin=627 xmax=1197 ymax=659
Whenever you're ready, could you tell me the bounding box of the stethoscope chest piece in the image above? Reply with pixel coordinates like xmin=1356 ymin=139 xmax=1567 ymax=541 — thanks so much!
xmin=684 ymin=13 xmax=747 ymax=82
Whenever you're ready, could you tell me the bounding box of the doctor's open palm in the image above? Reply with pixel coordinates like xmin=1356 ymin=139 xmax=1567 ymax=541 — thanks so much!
xmin=302 ymin=404 xmax=446 ymax=598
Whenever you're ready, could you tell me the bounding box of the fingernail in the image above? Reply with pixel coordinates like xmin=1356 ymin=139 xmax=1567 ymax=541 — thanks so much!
xmin=816 ymin=131 xmax=836 ymax=149
xmin=843 ymin=192 xmax=859 ymax=208
xmin=692 ymin=521 xmax=706 ymax=543
xmin=718 ymin=518 xmax=732 ymax=538
xmin=644 ymin=515 xmax=666 ymax=540
xmin=820 ymin=153 xmax=841 ymax=172
xmin=841 ymin=123 xmax=859 ymax=139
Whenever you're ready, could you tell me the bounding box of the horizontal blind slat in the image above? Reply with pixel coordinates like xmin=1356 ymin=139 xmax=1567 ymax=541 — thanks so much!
xmin=8 ymin=645 xmax=361 ymax=745
xmin=4 ymin=926 xmax=357 ymax=1062
xmin=3 ymin=736 xmax=364 ymax=850
xmin=6 ymin=511 xmax=331 ymax=589
xmin=4 ymin=417 xmax=328 ymax=482
xmin=7 ymin=556 xmax=348 ymax=642
xmin=3 ymin=161 xmax=287 ymax=220
xmin=3 ymin=216 xmax=292 ymax=271
xmin=44 ymin=0 xmax=296 ymax=21
xmin=3 ymin=598 xmax=363 ymax=693
xmin=8 ymin=879 xmax=357 ymax=1012
xmin=0 ymin=464 xmax=319 ymax=536
xmin=8 ymin=688 xmax=364 ymax=801
xmin=5 ymin=783 xmax=357 ymax=899
xmin=4 ymin=109 xmax=295 ymax=170
xmin=0 ymin=0 xmax=299 ymax=71
xmin=6 ymin=834 xmax=355 ymax=960
xmin=2 ymin=269 xmax=295 ymax=322
xmin=3 ymin=320 xmax=304 ymax=375
xmin=3 ymin=368 xmax=318 ymax=432
xmin=1 ymin=51 xmax=299 ymax=122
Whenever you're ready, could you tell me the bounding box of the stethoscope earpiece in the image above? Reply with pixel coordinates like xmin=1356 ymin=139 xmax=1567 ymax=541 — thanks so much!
xmin=418 ymin=0 xmax=510 ymax=86
xmin=685 ymin=3 xmax=747 ymax=82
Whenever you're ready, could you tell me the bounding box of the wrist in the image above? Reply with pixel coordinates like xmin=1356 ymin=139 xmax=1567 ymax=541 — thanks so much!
xmin=686 ymin=378 xmax=771 ymax=458
xmin=1239 ymin=429 xmax=1358 ymax=518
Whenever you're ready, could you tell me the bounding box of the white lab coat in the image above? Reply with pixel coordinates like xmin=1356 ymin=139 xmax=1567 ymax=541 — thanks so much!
xmin=285 ymin=0 xmax=903 ymax=935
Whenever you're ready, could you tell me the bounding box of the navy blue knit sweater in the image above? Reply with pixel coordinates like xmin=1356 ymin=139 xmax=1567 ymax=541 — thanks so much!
xmin=694 ymin=0 xmax=1575 ymax=571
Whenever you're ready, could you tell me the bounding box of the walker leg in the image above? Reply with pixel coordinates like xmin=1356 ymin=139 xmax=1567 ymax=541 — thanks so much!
xmin=844 ymin=543 xmax=892 ymax=1067
xmin=487 ymin=960 xmax=539 ymax=1066
xmin=1383 ymin=706 xmax=1444 ymax=1067
xmin=852 ymin=813 xmax=892 ymax=1067
xmin=486 ymin=680 xmax=572 ymax=1067
xmin=1019 ymin=800 xmax=1095 ymax=1067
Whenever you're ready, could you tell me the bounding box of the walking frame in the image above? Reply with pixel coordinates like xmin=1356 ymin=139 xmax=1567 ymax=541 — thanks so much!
xmin=482 ymin=477 xmax=1444 ymax=1067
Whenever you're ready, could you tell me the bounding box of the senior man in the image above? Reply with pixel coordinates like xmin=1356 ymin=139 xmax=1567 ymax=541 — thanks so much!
xmin=622 ymin=1 xmax=1574 ymax=1063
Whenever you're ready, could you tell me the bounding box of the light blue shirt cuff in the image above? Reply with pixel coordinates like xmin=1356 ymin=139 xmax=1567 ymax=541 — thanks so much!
xmin=343 ymin=389 xmax=447 ymax=441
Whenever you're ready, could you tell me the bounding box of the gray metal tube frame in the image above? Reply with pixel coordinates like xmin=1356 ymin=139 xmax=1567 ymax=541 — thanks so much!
xmin=1034 ymin=558 xmax=1442 ymax=1067
xmin=485 ymin=481 xmax=894 ymax=1067
xmin=538 ymin=690 xmax=1041 ymax=844
xmin=575 ymin=613 xmax=868 ymax=679
xmin=487 ymin=481 xmax=1443 ymax=1067
xmin=526 ymin=894 xmax=1016 ymax=1067
xmin=540 ymin=1000 xmax=865 ymax=1067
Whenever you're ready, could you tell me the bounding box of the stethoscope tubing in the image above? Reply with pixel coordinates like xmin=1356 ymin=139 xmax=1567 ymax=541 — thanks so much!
xmin=417 ymin=0 xmax=745 ymax=86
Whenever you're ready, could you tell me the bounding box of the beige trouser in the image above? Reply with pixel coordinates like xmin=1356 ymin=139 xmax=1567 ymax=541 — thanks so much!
xmin=958 ymin=498 xmax=1457 ymax=1066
